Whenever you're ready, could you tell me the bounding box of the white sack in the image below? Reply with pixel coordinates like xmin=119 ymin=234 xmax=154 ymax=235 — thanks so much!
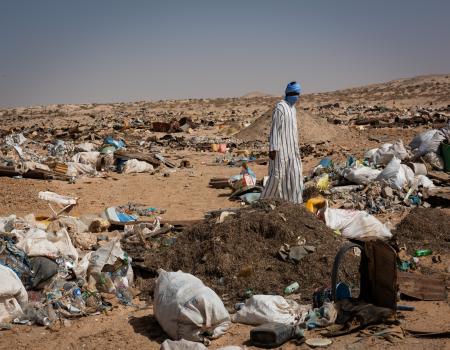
xmin=67 ymin=162 xmax=97 ymax=176
xmin=232 ymin=295 xmax=310 ymax=326
xmin=410 ymin=130 xmax=445 ymax=157
xmin=161 ymin=340 xmax=207 ymax=350
xmin=368 ymin=140 xmax=409 ymax=165
xmin=122 ymin=159 xmax=154 ymax=174
xmin=16 ymin=228 xmax=78 ymax=261
xmin=324 ymin=208 xmax=392 ymax=240
xmin=410 ymin=130 xmax=437 ymax=150
xmin=342 ymin=165 xmax=381 ymax=185
xmin=400 ymin=164 xmax=415 ymax=186
xmin=364 ymin=148 xmax=378 ymax=159
xmin=161 ymin=340 xmax=243 ymax=350
xmin=376 ymin=157 xmax=409 ymax=190
xmin=0 ymin=265 xmax=28 ymax=322
xmin=72 ymin=151 xmax=100 ymax=166
xmin=47 ymin=216 xmax=88 ymax=235
xmin=0 ymin=265 xmax=28 ymax=304
xmin=154 ymin=270 xmax=231 ymax=342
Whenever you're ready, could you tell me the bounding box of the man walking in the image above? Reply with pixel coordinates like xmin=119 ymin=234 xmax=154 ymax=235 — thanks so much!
xmin=260 ymin=81 xmax=303 ymax=203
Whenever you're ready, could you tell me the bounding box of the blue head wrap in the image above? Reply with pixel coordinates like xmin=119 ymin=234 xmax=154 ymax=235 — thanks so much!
xmin=284 ymin=81 xmax=301 ymax=105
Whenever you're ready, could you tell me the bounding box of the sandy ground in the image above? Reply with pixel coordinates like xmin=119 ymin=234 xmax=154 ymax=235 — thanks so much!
xmin=1 ymin=301 xmax=449 ymax=350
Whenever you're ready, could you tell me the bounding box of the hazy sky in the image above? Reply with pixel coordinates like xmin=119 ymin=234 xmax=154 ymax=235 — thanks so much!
xmin=1 ymin=0 xmax=450 ymax=107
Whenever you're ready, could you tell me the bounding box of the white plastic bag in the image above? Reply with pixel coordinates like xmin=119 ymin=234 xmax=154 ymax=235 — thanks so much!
xmin=368 ymin=140 xmax=409 ymax=165
xmin=232 ymin=295 xmax=310 ymax=326
xmin=154 ymin=270 xmax=231 ymax=342
xmin=73 ymin=251 xmax=94 ymax=279
xmin=410 ymin=130 xmax=445 ymax=157
xmin=324 ymin=208 xmax=392 ymax=240
xmin=342 ymin=165 xmax=381 ymax=185
xmin=16 ymin=228 xmax=78 ymax=261
xmin=122 ymin=159 xmax=154 ymax=174
xmin=89 ymin=239 xmax=130 ymax=274
xmin=416 ymin=175 xmax=435 ymax=189
xmin=376 ymin=157 xmax=408 ymax=190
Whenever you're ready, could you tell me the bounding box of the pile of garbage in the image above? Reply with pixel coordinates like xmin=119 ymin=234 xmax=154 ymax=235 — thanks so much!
xmin=0 ymin=193 xmax=155 ymax=326
xmin=0 ymin=133 xmax=168 ymax=182
xmin=0 ymin=127 xmax=274 ymax=184
xmin=139 ymin=200 xmax=441 ymax=348
xmin=304 ymin=123 xmax=450 ymax=213
xmin=140 ymin=200 xmax=360 ymax=305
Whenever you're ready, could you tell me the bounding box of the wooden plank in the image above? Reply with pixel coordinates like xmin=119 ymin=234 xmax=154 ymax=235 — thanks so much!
xmin=398 ymin=272 xmax=447 ymax=301
xmin=427 ymin=170 xmax=450 ymax=183
xmin=0 ymin=166 xmax=71 ymax=181
xmin=423 ymin=187 xmax=450 ymax=202
xmin=114 ymin=150 xmax=161 ymax=167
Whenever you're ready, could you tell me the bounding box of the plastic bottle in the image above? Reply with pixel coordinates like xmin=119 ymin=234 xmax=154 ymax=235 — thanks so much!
xmin=284 ymin=282 xmax=299 ymax=295
xmin=72 ymin=287 xmax=85 ymax=311
xmin=414 ymin=249 xmax=432 ymax=257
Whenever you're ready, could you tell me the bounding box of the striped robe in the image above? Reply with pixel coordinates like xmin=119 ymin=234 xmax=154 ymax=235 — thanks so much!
xmin=261 ymin=100 xmax=303 ymax=203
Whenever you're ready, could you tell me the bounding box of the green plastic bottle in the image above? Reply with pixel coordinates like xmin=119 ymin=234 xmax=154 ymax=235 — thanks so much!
xmin=414 ymin=249 xmax=432 ymax=257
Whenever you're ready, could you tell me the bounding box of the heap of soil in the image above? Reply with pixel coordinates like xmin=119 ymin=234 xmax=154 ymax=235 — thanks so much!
xmin=141 ymin=201 xmax=358 ymax=305
xmin=393 ymin=208 xmax=450 ymax=254
xmin=235 ymin=109 xmax=340 ymax=144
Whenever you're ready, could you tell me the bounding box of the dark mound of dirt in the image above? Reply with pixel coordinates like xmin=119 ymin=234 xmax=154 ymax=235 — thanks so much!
xmin=393 ymin=208 xmax=450 ymax=254
xmin=141 ymin=200 xmax=358 ymax=305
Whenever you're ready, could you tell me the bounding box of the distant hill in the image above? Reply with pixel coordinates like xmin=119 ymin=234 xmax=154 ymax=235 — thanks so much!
xmin=241 ymin=91 xmax=275 ymax=99
xmin=301 ymin=74 xmax=450 ymax=108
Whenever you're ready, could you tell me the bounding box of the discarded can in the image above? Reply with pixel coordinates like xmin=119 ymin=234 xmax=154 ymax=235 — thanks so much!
xmin=235 ymin=302 xmax=245 ymax=311
xmin=414 ymin=249 xmax=432 ymax=257
xmin=251 ymin=322 xmax=303 ymax=348
xmin=284 ymin=282 xmax=299 ymax=295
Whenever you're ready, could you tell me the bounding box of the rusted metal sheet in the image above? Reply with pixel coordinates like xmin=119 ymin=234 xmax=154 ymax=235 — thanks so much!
xmin=398 ymin=272 xmax=447 ymax=301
